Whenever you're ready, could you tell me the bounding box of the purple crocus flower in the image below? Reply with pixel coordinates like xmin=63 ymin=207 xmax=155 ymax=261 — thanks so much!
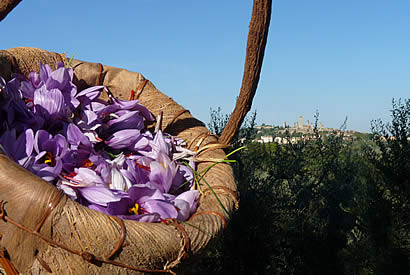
xmin=41 ymin=62 xmax=79 ymax=110
xmin=62 ymin=148 xmax=93 ymax=174
xmin=162 ymin=133 xmax=196 ymax=162
xmin=73 ymin=100 xmax=104 ymax=137
xmin=59 ymin=167 xmax=125 ymax=206
xmin=145 ymin=130 xmax=170 ymax=158
xmin=106 ymin=154 xmax=132 ymax=191
xmin=106 ymin=110 xmax=145 ymax=132
xmin=56 ymin=180 xmax=78 ymax=200
xmin=148 ymin=152 xmax=178 ymax=193
xmin=101 ymin=184 xmax=199 ymax=222
xmin=4 ymin=74 xmax=28 ymax=101
xmin=33 ymin=85 xmax=66 ymax=120
xmin=169 ymin=161 xmax=196 ymax=193
xmin=74 ymin=109 xmax=101 ymax=132
xmin=31 ymin=130 xmax=68 ymax=181
xmin=121 ymin=157 xmax=150 ymax=186
xmin=173 ymin=190 xmax=200 ymax=221
xmin=61 ymin=124 xmax=93 ymax=173
xmin=2 ymin=97 xmax=42 ymax=133
xmin=65 ymin=123 xmax=92 ymax=148
xmin=0 ymin=76 xmax=6 ymax=93
xmin=2 ymin=65 xmax=200 ymax=223
xmin=105 ymin=129 xmax=149 ymax=150
xmin=28 ymin=69 xmax=42 ymax=89
xmin=105 ymin=94 xmax=154 ymax=121
xmin=72 ymin=167 xmax=105 ymax=186
xmin=104 ymin=184 xmax=176 ymax=222
xmin=20 ymin=62 xmax=79 ymax=111
xmin=139 ymin=130 xmax=195 ymax=162
xmin=58 ymin=181 xmax=125 ymax=207
xmin=74 ymin=85 xmax=104 ymax=108
xmin=0 ymin=128 xmax=34 ymax=168
xmin=1 ymin=76 xmax=41 ymax=131
xmin=78 ymin=186 xmax=124 ymax=206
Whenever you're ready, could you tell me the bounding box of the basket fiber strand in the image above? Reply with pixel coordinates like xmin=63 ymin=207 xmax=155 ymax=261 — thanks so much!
xmin=0 ymin=47 xmax=237 ymax=274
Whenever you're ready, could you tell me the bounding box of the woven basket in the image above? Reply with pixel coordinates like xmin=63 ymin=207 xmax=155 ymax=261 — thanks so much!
xmin=0 ymin=46 xmax=241 ymax=274
xmin=0 ymin=1 xmax=271 ymax=274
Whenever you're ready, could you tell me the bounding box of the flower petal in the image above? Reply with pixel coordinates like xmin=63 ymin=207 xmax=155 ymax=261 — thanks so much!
xmin=34 ymin=86 xmax=65 ymax=118
xmin=174 ymin=190 xmax=200 ymax=220
xmin=78 ymin=186 xmax=121 ymax=206
xmin=74 ymin=167 xmax=105 ymax=186
xmin=142 ymin=199 xmax=178 ymax=220
xmin=105 ymin=129 xmax=141 ymax=149
xmin=106 ymin=197 xmax=134 ymax=215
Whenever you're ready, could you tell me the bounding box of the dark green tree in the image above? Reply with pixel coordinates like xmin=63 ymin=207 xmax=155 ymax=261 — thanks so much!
xmin=191 ymin=100 xmax=409 ymax=275
xmin=348 ymin=98 xmax=410 ymax=275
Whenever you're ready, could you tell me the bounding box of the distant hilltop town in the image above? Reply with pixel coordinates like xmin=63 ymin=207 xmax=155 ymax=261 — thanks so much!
xmin=252 ymin=115 xmax=360 ymax=144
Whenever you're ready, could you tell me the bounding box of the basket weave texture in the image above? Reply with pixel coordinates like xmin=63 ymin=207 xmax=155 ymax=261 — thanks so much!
xmin=0 ymin=47 xmax=237 ymax=274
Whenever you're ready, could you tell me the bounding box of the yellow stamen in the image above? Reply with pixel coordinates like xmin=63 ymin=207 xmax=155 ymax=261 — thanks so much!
xmin=44 ymin=152 xmax=55 ymax=166
xmin=128 ymin=203 xmax=140 ymax=215
xmin=82 ymin=159 xmax=94 ymax=167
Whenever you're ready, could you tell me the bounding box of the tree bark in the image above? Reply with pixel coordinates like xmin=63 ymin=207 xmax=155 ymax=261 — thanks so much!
xmin=219 ymin=0 xmax=272 ymax=145
xmin=0 ymin=0 xmax=21 ymax=22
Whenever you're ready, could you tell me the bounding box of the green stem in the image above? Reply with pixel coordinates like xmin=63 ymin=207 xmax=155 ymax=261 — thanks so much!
xmin=66 ymin=53 xmax=74 ymax=68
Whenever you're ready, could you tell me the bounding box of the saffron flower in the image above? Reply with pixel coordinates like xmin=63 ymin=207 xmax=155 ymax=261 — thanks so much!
xmin=0 ymin=62 xmax=200 ymax=223
xmin=0 ymin=128 xmax=34 ymax=169
xmin=31 ymin=130 xmax=68 ymax=181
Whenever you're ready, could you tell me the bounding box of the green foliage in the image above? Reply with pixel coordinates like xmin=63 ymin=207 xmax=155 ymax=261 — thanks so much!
xmin=221 ymin=118 xmax=358 ymax=274
xmin=208 ymin=107 xmax=257 ymax=146
xmin=208 ymin=107 xmax=230 ymax=137
xmin=345 ymin=98 xmax=410 ymax=274
xmin=370 ymin=98 xmax=410 ymax=201
xmin=190 ymin=100 xmax=409 ymax=275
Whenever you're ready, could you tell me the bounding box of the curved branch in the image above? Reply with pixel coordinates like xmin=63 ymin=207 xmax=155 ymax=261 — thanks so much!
xmin=0 ymin=0 xmax=21 ymax=22
xmin=219 ymin=0 xmax=272 ymax=145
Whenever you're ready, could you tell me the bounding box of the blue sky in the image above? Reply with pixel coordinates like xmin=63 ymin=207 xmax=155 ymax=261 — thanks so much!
xmin=1 ymin=1 xmax=409 ymax=132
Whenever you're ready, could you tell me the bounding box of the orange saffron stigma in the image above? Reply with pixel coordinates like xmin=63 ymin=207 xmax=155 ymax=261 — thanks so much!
xmin=128 ymin=203 xmax=140 ymax=215
xmin=62 ymin=175 xmax=81 ymax=183
xmin=67 ymin=171 xmax=77 ymax=178
xmin=135 ymin=162 xmax=150 ymax=172
xmin=129 ymin=89 xmax=135 ymax=100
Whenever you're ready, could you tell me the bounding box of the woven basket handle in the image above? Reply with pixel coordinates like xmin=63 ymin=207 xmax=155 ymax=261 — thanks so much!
xmin=0 ymin=0 xmax=272 ymax=146
xmin=219 ymin=0 xmax=272 ymax=145
xmin=0 ymin=0 xmax=21 ymax=22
